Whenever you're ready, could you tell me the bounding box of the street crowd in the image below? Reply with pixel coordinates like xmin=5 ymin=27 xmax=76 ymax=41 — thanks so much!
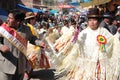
xmin=0 ymin=4 xmax=120 ymax=80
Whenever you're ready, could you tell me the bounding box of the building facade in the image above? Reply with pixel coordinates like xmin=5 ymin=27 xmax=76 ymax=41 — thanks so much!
xmin=0 ymin=0 xmax=17 ymax=11
xmin=0 ymin=0 xmax=119 ymax=12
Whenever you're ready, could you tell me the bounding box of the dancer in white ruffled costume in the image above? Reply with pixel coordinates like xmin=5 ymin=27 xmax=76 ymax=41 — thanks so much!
xmin=53 ymin=19 xmax=80 ymax=68
xmin=55 ymin=8 xmax=120 ymax=80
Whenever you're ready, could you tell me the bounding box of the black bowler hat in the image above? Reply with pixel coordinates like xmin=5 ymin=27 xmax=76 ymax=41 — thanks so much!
xmin=102 ymin=12 xmax=112 ymax=19
xmin=63 ymin=19 xmax=68 ymax=24
xmin=87 ymin=8 xmax=101 ymax=18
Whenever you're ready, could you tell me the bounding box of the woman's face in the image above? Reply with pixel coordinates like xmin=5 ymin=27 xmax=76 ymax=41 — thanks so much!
xmin=87 ymin=18 xmax=99 ymax=30
xmin=30 ymin=17 xmax=36 ymax=25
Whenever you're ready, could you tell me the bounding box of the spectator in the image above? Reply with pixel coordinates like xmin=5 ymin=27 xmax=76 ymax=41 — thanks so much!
xmin=0 ymin=9 xmax=45 ymax=80
xmin=109 ymin=17 xmax=118 ymax=35
xmin=99 ymin=12 xmax=112 ymax=32
xmin=25 ymin=12 xmax=37 ymax=36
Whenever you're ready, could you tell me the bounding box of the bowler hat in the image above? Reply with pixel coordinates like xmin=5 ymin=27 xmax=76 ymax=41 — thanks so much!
xmin=71 ymin=18 xmax=76 ymax=25
xmin=63 ymin=19 xmax=68 ymax=24
xmin=87 ymin=8 xmax=101 ymax=18
xmin=102 ymin=13 xmax=112 ymax=18
xmin=25 ymin=12 xmax=35 ymax=19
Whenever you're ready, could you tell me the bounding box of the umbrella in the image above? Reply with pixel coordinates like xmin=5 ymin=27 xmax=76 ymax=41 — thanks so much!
xmin=58 ymin=4 xmax=75 ymax=9
xmin=80 ymin=0 xmax=111 ymax=7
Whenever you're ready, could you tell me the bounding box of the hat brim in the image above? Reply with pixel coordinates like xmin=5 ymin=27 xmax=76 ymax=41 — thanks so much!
xmin=87 ymin=15 xmax=101 ymax=18
xmin=102 ymin=14 xmax=112 ymax=18
xmin=25 ymin=16 xmax=35 ymax=19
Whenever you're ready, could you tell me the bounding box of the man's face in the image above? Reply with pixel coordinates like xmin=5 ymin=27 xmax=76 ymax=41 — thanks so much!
xmin=104 ymin=18 xmax=110 ymax=24
xmin=7 ymin=13 xmax=17 ymax=28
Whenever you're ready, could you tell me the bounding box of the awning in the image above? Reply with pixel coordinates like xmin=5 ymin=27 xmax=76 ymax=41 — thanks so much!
xmin=49 ymin=10 xmax=59 ymax=14
xmin=80 ymin=0 xmax=111 ymax=7
xmin=16 ymin=4 xmax=45 ymax=13
xmin=68 ymin=1 xmax=80 ymax=6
